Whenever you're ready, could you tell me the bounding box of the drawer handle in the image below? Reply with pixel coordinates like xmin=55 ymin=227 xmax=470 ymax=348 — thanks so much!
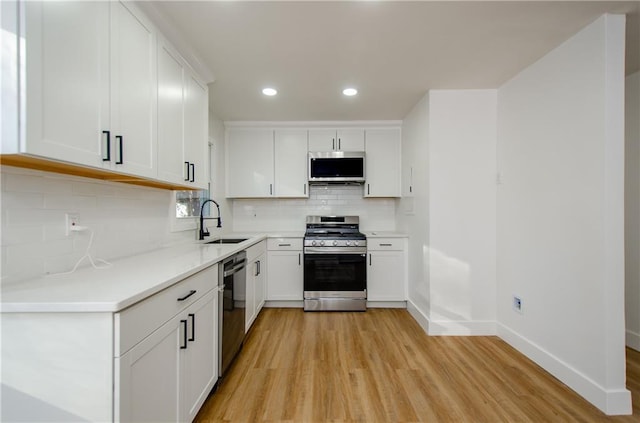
xmin=180 ymin=319 xmax=188 ymax=349
xmin=279 ymin=243 xmax=291 ymax=247
xmin=379 ymin=243 xmax=393 ymax=246
xmin=177 ymin=290 xmax=197 ymax=301
xmin=188 ymin=313 xmax=195 ymax=342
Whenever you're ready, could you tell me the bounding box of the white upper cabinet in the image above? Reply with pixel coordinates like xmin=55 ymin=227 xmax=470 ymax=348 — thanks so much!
xmin=157 ymin=37 xmax=209 ymax=189
xmin=226 ymin=128 xmax=274 ymax=198
xmin=157 ymin=40 xmax=185 ymax=185
xmin=364 ymin=128 xmax=402 ymax=198
xmin=24 ymin=1 xmax=110 ymax=167
xmin=8 ymin=1 xmax=209 ymax=189
xmin=274 ymin=129 xmax=308 ymax=197
xmin=108 ymin=1 xmax=157 ymax=178
xmin=226 ymin=127 xmax=308 ymax=198
xmin=308 ymin=128 xmax=364 ymax=152
xmin=23 ymin=1 xmax=156 ymax=178
xmin=183 ymin=75 xmax=209 ymax=189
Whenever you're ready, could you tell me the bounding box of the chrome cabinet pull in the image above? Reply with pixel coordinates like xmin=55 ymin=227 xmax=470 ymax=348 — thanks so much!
xmin=279 ymin=243 xmax=291 ymax=247
xmin=379 ymin=243 xmax=392 ymax=246
xmin=184 ymin=161 xmax=190 ymax=181
xmin=190 ymin=163 xmax=195 ymax=182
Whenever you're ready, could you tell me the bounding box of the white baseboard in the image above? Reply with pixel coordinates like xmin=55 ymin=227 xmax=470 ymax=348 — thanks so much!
xmin=626 ymin=329 xmax=640 ymax=351
xmin=407 ymin=300 xmax=430 ymax=334
xmin=406 ymin=300 xmax=496 ymax=335
xmin=263 ymin=300 xmax=303 ymax=308
xmin=367 ymin=301 xmax=407 ymax=308
xmin=498 ymin=323 xmax=632 ymax=416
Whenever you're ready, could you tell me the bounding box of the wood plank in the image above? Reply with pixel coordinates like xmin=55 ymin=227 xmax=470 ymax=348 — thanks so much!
xmin=195 ymin=308 xmax=640 ymax=422
xmin=0 ymin=154 xmax=198 ymax=191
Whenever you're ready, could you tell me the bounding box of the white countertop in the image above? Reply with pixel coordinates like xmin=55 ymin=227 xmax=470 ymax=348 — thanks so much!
xmin=1 ymin=231 xmax=404 ymax=314
xmin=0 ymin=235 xmax=268 ymax=314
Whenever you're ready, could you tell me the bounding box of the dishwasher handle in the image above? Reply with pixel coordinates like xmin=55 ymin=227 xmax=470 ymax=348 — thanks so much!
xmin=223 ymin=261 xmax=246 ymax=277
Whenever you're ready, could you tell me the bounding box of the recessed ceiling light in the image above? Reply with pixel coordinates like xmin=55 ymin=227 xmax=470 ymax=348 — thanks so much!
xmin=343 ymin=88 xmax=358 ymax=96
xmin=262 ymin=87 xmax=277 ymax=96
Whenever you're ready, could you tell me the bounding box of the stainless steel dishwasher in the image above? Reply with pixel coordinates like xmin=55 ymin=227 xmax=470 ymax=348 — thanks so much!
xmin=218 ymin=251 xmax=247 ymax=379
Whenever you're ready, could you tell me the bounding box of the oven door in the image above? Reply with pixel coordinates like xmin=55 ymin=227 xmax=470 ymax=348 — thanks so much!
xmin=304 ymin=252 xmax=366 ymax=293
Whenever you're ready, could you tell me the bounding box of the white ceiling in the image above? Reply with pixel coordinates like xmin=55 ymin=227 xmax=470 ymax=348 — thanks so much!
xmin=148 ymin=1 xmax=640 ymax=122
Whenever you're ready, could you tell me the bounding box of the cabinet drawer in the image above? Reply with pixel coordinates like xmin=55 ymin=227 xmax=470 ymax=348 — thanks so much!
xmin=267 ymin=238 xmax=303 ymax=251
xmin=115 ymin=264 xmax=218 ymax=356
xmin=246 ymin=240 xmax=267 ymax=261
xmin=367 ymin=238 xmax=404 ymax=251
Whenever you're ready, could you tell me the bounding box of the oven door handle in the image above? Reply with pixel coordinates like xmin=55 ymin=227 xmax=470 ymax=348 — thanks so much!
xmin=304 ymin=248 xmax=367 ymax=255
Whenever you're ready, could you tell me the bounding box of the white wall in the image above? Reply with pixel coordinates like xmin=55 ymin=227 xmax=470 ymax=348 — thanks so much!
xmin=497 ymin=14 xmax=629 ymax=415
xmin=427 ymin=90 xmax=497 ymax=335
xmin=626 ymin=71 xmax=640 ymax=351
xmin=398 ymin=94 xmax=431 ymax=327
xmin=0 ymin=166 xmax=193 ymax=284
xmin=232 ymin=185 xmax=396 ymax=233
xmin=399 ymin=90 xmax=497 ymax=335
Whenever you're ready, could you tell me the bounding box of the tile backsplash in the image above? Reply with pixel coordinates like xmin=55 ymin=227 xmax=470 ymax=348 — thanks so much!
xmin=1 ymin=166 xmax=193 ymax=284
xmin=1 ymin=167 xmax=398 ymax=284
xmin=232 ymin=185 xmax=398 ymax=232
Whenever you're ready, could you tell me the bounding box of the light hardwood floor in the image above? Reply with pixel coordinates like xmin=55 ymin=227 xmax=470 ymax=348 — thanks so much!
xmin=195 ymin=308 xmax=640 ymax=422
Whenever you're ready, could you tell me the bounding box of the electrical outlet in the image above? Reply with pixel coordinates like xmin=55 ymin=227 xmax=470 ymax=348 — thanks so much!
xmin=65 ymin=213 xmax=80 ymax=236
xmin=513 ymin=296 xmax=522 ymax=313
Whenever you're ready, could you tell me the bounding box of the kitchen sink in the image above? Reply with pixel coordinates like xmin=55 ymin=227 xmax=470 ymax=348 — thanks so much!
xmin=206 ymin=238 xmax=249 ymax=244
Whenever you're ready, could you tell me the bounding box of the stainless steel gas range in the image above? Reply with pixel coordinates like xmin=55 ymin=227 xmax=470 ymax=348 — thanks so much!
xmin=303 ymin=216 xmax=367 ymax=311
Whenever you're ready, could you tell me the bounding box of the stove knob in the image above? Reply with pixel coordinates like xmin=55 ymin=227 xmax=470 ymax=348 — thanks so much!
xmin=320 ymin=240 xmax=325 ymax=246
xmin=346 ymin=241 xmax=352 ymax=246
xmin=311 ymin=240 xmax=317 ymax=246
xmin=352 ymin=241 xmax=358 ymax=247
xmin=333 ymin=240 xmax=338 ymax=246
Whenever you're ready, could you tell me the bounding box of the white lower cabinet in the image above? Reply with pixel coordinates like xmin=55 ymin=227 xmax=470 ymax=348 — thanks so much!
xmin=367 ymin=238 xmax=406 ymax=301
xmin=266 ymin=238 xmax=303 ymax=301
xmin=0 ymin=263 xmax=219 ymax=423
xmin=245 ymin=240 xmax=267 ymax=331
xmin=115 ymin=264 xmax=218 ymax=422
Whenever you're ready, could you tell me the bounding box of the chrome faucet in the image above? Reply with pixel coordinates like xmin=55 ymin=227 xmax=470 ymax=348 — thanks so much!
xmin=199 ymin=199 xmax=222 ymax=240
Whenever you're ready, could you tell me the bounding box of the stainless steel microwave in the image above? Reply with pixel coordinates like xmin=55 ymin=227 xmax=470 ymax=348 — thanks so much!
xmin=308 ymin=151 xmax=365 ymax=183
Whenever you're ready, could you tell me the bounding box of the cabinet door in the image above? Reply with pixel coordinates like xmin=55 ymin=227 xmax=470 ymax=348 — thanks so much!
xmin=274 ymin=129 xmax=308 ymax=197
xmin=116 ymin=315 xmax=181 ymax=422
xmin=184 ymin=74 xmax=209 ymax=189
xmin=364 ymin=128 xmax=401 ymax=197
xmin=367 ymin=251 xmax=405 ymax=301
xmin=226 ymin=128 xmax=274 ymax=197
xmin=24 ymin=1 xmax=109 ymax=167
xmin=308 ymin=129 xmax=336 ymax=151
xmin=109 ymin=1 xmax=157 ymax=178
xmin=157 ymin=40 xmax=185 ymax=185
xmin=267 ymin=251 xmax=303 ymax=300
xmin=182 ymin=290 xmax=217 ymax=423
xmin=336 ymin=128 xmax=365 ymax=151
